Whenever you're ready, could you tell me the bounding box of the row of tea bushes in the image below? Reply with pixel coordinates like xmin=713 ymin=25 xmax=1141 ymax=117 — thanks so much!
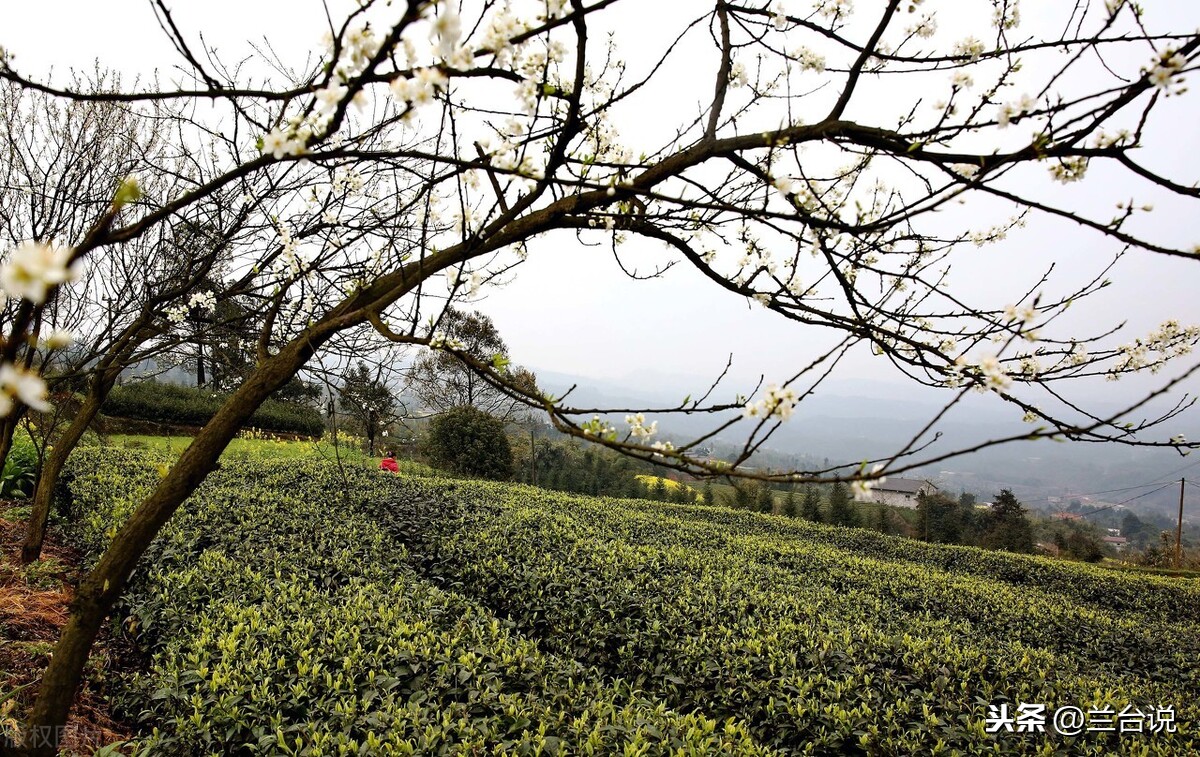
xmin=636 ymin=499 xmax=1200 ymax=624
xmin=102 ymin=381 xmax=325 ymax=437
xmin=68 ymin=452 xmax=1200 ymax=754
xmin=577 ymin=500 xmax=1200 ymax=693
xmin=67 ymin=452 xmax=774 ymax=755
xmin=356 ymin=478 xmax=1200 ymax=756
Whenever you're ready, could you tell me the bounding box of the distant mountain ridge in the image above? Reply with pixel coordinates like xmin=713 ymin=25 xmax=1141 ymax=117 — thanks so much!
xmin=531 ymin=367 xmax=1198 ymax=518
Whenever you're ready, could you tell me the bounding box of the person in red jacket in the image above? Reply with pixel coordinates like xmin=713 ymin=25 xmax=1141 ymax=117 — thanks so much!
xmin=379 ymin=450 xmax=400 ymax=473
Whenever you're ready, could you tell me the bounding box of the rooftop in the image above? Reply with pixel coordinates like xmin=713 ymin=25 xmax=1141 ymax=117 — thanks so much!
xmin=876 ymin=478 xmax=936 ymax=495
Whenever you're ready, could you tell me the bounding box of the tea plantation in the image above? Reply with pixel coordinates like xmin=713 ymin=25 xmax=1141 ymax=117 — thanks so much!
xmin=70 ymin=450 xmax=1200 ymax=755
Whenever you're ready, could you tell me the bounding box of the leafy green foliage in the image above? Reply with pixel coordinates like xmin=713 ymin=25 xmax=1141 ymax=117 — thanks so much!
xmin=66 ymin=453 xmax=769 ymax=755
xmin=103 ymin=381 xmax=324 ymax=437
xmin=917 ymin=490 xmax=980 ymax=544
xmin=337 ymin=361 xmax=400 ymax=454
xmin=1058 ymin=528 xmax=1108 ymax=563
xmin=368 ymin=483 xmax=1200 ymax=756
xmin=423 ymin=405 xmax=513 ymax=480
xmin=754 ymin=483 xmax=774 ymax=514
xmin=827 ymin=481 xmax=858 ymax=527
xmin=981 ymin=489 xmax=1035 ymax=554
xmin=781 ymin=488 xmax=798 ymax=518
xmin=0 ymin=434 xmax=37 ymax=498
xmin=515 ymin=437 xmax=647 ymax=498
xmin=409 ymin=308 xmax=538 ymax=421
xmin=64 ymin=452 xmax=1200 ymax=755
xmin=800 ymin=486 xmax=823 ymax=522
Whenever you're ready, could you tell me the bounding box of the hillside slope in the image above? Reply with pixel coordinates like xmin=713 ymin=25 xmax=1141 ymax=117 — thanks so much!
xmin=64 ymin=450 xmax=1200 ymax=755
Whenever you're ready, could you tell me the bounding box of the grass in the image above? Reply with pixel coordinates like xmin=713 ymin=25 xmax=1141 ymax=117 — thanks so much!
xmin=104 ymin=433 xmax=380 ymax=467
xmin=699 ymin=479 xmax=793 ymax=509
xmin=634 ymin=474 xmax=702 ymax=501
xmin=1096 ymin=558 xmax=1200 ymax=579
xmin=97 ymin=433 xmax=441 ymax=480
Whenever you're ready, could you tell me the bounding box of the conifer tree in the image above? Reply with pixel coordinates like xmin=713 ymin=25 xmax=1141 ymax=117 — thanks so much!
xmin=801 ymin=487 xmax=823 ymax=523
xmin=756 ymin=484 xmax=775 ymax=514
xmin=782 ymin=488 xmax=799 ymax=518
xmin=828 ymin=482 xmax=858 ymax=527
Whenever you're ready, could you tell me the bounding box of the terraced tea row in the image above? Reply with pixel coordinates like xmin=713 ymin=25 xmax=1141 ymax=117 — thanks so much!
xmin=359 ymin=477 xmax=1200 ymax=755
xmin=69 ymin=452 xmax=772 ymax=755
xmin=68 ymin=451 xmax=1200 ymax=755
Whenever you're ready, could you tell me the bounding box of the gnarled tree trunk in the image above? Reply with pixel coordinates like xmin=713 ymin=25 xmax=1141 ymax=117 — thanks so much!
xmin=17 ymin=335 xmax=325 ymax=755
xmin=0 ymin=412 xmax=20 ymax=481
xmin=20 ymin=374 xmax=115 ymax=564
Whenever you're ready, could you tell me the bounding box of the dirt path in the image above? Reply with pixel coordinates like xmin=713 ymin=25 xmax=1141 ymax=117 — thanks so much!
xmin=1 ymin=505 xmax=133 ymax=754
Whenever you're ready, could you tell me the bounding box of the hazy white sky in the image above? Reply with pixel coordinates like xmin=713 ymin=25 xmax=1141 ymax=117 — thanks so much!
xmin=4 ymin=0 xmax=1199 ymax=422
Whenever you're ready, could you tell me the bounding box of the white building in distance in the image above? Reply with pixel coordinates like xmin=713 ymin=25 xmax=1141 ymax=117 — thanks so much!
xmin=869 ymin=478 xmax=940 ymax=509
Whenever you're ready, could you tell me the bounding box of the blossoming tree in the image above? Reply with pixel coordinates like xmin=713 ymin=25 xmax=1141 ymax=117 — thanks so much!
xmin=2 ymin=0 xmax=1199 ymax=749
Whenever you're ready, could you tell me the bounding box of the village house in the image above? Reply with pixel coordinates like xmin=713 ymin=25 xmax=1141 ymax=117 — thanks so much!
xmin=1103 ymin=535 xmax=1129 ymax=552
xmin=869 ymin=478 xmax=940 ymax=509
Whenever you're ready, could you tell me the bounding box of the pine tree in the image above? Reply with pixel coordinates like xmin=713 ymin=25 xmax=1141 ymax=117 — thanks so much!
xmin=702 ymin=482 xmax=715 ymax=507
xmin=756 ymin=484 xmax=775 ymax=514
xmin=782 ymin=488 xmax=799 ymax=518
xmin=651 ymin=477 xmax=669 ymax=501
xmin=876 ymin=504 xmax=890 ymax=534
xmin=671 ymin=483 xmax=692 ymax=504
xmin=828 ymin=482 xmax=858 ymax=527
xmin=734 ymin=482 xmax=754 ymax=509
xmin=982 ymin=489 xmax=1034 ymax=553
xmin=801 ymin=487 xmax=823 ymax=522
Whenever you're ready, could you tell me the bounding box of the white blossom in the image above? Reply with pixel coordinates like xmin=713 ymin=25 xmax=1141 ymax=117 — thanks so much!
xmin=952 ymin=37 xmax=985 ymax=62
xmin=950 ymin=164 xmax=980 ymax=180
xmin=431 ymin=7 xmax=462 ymax=61
xmin=743 ymin=384 xmax=798 ymax=420
xmin=0 ymin=241 xmax=79 ymax=304
xmin=581 ymin=414 xmax=616 ymax=438
xmin=429 ymin=332 xmax=465 ymax=350
xmin=1049 ymin=157 xmax=1088 ymax=183
xmin=851 ymin=465 xmax=886 ymax=502
xmin=1147 ymin=50 xmax=1188 ymax=94
xmin=314 ymin=82 xmax=349 ymax=113
xmin=993 ymin=2 xmax=1020 ymax=30
xmin=261 ymin=127 xmax=307 ymax=160
xmin=391 ymin=68 xmax=449 ymax=106
xmin=44 ymin=329 xmax=73 ymax=349
xmin=819 ymin=0 xmax=853 ymax=21
xmin=0 ymin=362 xmax=50 ymax=415
xmin=996 ymin=94 xmax=1035 ymax=128
xmin=906 ymin=14 xmax=936 ymax=39
xmin=189 ymin=290 xmax=217 ymax=314
xmin=772 ymin=175 xmax=795 ymax=195
xmin=729 ymin=62 xmax=748 ymax=88
xmin=790 ymin=47 xmax=826 ymax=72
xmin=626 ymin=413 xmax=658 ymax=440
xmin=1003 ymin=303 xmax=1036 ymax=324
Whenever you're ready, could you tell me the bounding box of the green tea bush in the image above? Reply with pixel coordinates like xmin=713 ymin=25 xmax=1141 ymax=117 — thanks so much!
xmin=362 ymin=480 xmax=1200 ymax=756
xmin=103 ymin=381 xmax=324 ymax=437
xmin=67 ymin=454 xmax=770 ymax=756
xmin=67 ymin=452 xmax=1200 ymax=755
